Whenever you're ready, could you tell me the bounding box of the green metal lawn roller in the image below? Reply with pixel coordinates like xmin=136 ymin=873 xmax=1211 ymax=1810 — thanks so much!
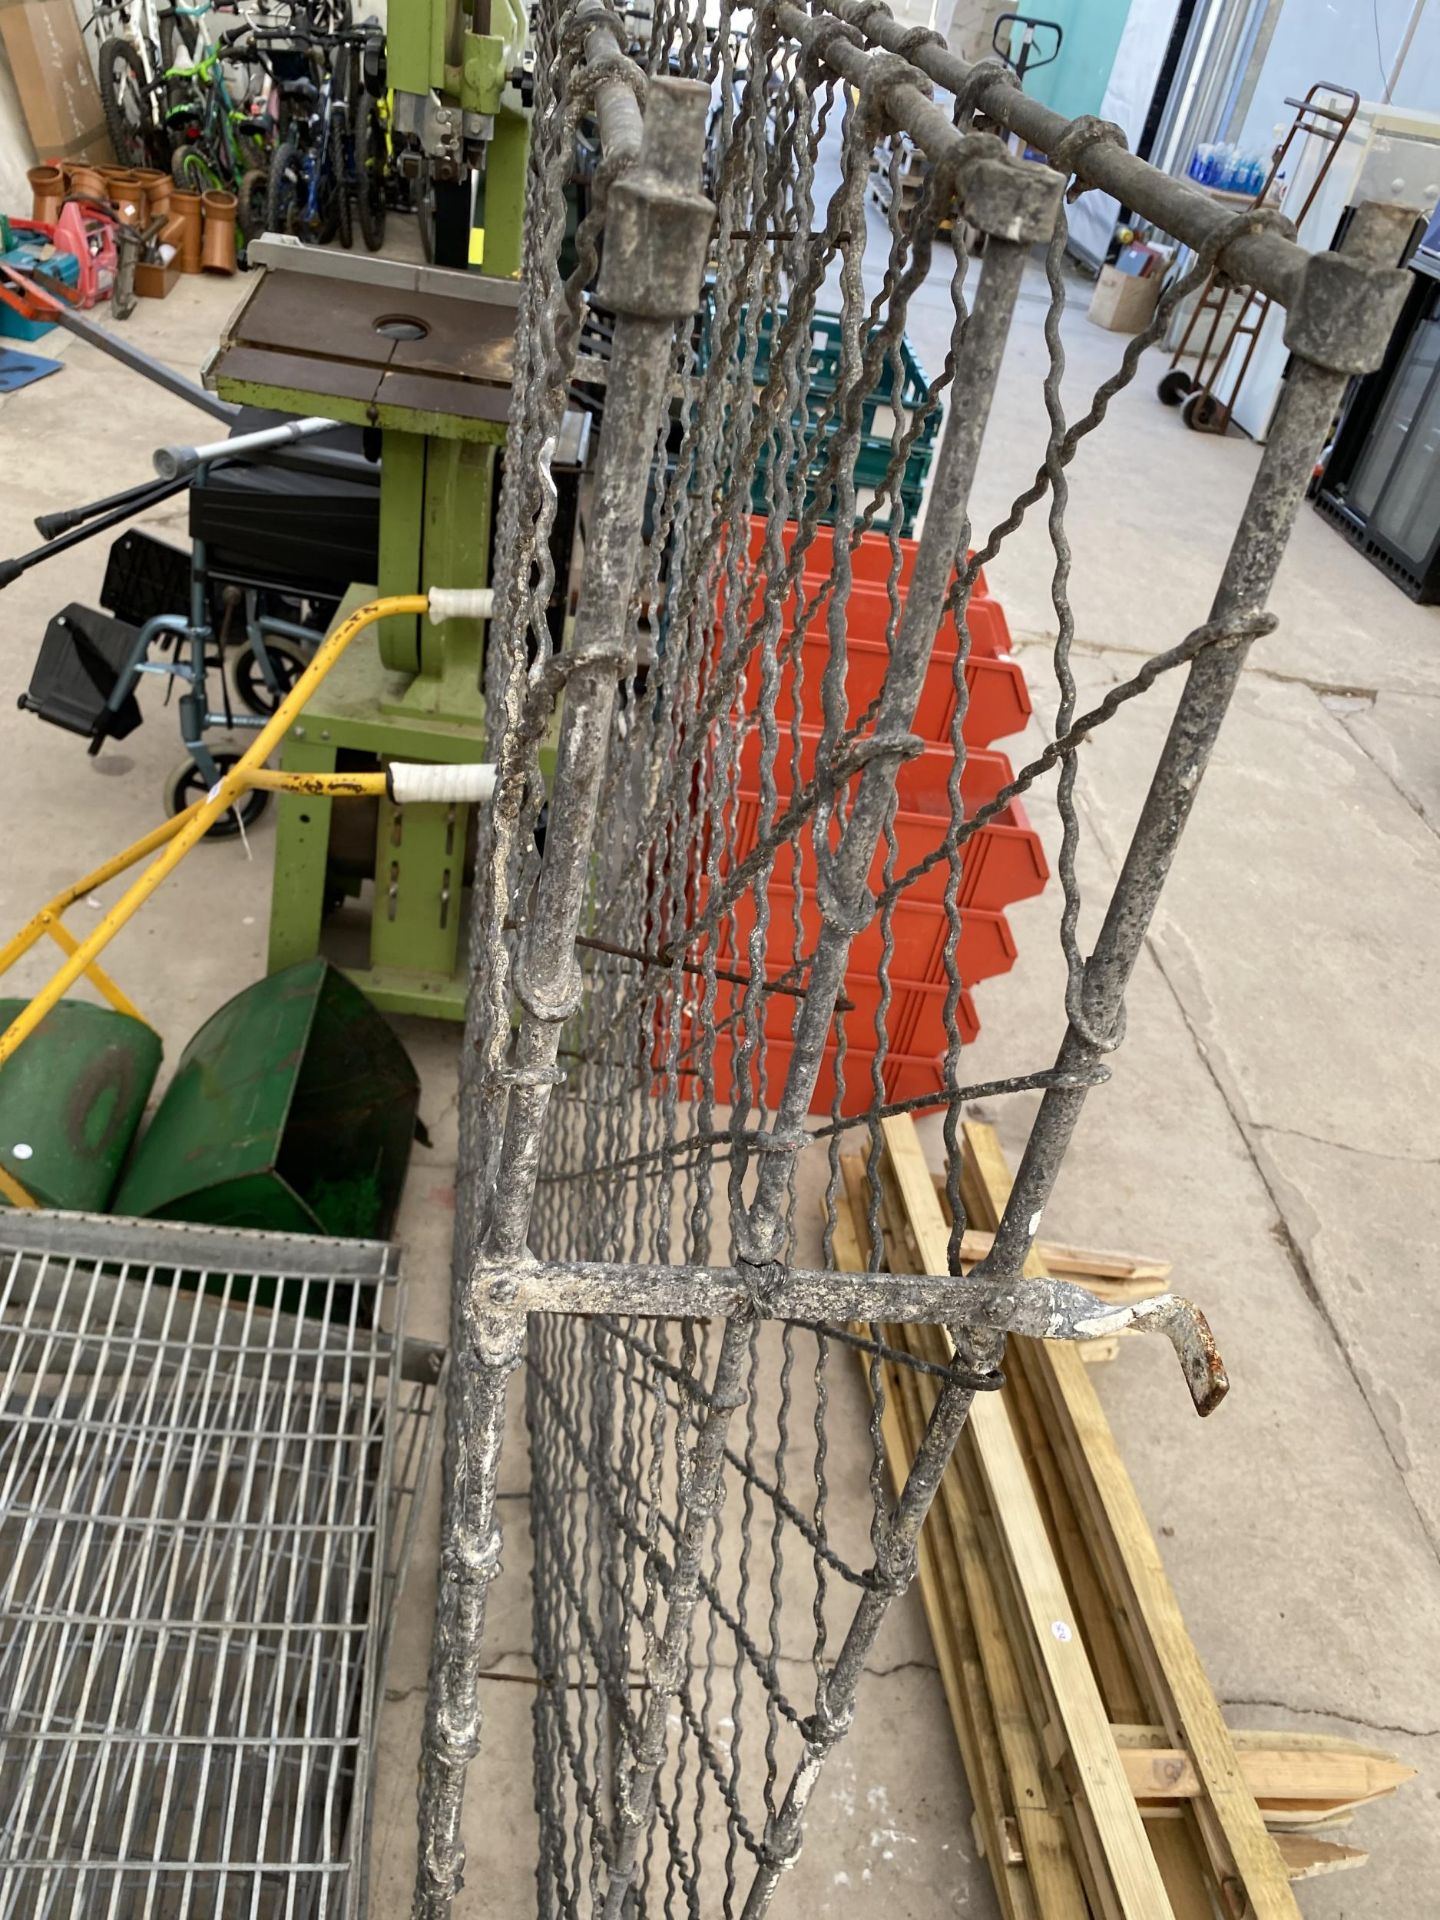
xmin=0 ymin=998 xmax=162 ymax=1210
xmin=115 ymin=959 xmax=420 ymax=1308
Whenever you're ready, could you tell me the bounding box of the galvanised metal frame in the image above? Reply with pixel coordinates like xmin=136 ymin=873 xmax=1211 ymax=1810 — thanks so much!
xmin=413 ymin=2 xmax=1413 ymax=1912
xmin=0 ymin=1210 xmax=442 ymax=1920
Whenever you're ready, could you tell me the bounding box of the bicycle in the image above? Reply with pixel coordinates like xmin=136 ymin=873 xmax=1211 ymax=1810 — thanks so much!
xmin=264 ymin=26 xmax=343 ymax=244
xmin=266 ymin=20 xmax=385 ymax=250
xmin=165 ymin=26 xmax=275 ymax=236
xmin=351 ymin=26 xmax=388 ymax=251
xmin=84 ymin=0 xmax=206 ymax=169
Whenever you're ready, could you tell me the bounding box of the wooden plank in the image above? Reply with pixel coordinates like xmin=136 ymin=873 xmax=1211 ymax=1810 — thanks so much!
xmin=1003 ymin=1352 xmax=1146 ymax=1722
xmin=886 ymin=1356 xmax=1041 ymax=1920
xmin=880 ymin=1115 xmax=1176 ymax=1920
xmin=959 ymin=1120 xmax=1304 ymax=1920
xmin=1114 ymin=1724 xmax=1415 ymax=1769
xmin=894 ymin=1322 xmax=1091 ymax=1920
xmin=840 ymin=1183 xmax=1035 ymax=1920
xmin=1273 ymin=1834 xmax=1368 ymax=1880
xmin=1122 ymin=1745 xmax=1411 ymax=1807
xmin=933 ymin=1187 xmax=1172 ymax=1294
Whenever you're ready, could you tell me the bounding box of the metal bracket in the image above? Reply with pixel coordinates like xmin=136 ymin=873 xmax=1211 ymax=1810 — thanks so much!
xmin=476 ymin=1257 xmax=1229 ymax=1416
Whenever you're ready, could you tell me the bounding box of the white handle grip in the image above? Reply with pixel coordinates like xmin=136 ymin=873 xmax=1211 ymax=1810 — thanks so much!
xmin=387 ymin=762 xmax=497 ymax=805
xmin=428 ymin=586 xmax=495 ymax=623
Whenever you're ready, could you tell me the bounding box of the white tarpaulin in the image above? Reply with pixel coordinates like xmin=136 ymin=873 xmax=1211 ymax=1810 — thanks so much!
xmin=1067 ymin=0 xmax=1183 ymax=268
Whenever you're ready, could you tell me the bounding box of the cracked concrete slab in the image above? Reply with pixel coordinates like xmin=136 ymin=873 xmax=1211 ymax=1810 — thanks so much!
xmin=1336 ymin=689 xmax=1440 ymax=835
xmin=1256 ymin=1125 xmax=1440 ymax=1551
xmin=1038 ymin=666 xmax=1440 ymax=1161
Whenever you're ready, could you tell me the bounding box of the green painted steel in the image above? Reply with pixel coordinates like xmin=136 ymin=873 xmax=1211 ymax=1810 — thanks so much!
xmin=212 ymin=374 xmax=509 ymax=445
xmin=480 ymin=109 xmax=529 ymax=278
xmin=386 ymin=0 xmax=436 ymax=97
xmin=114 ymin=959 xmax=419 ymax=1240
xmin=378 ymin=428 xmax=427 ymax=674
xmin=0 ymin=999 xmax=161 ymax=1211
xmin=264 ymin=587 xmax=496 ymax=1013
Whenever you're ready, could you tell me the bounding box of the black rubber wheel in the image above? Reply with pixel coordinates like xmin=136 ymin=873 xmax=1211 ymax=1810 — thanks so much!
xmin=171 ymin=144 xmax=213 ymax=191
xmin=1182 ymin=388 xmax=1228 ymax=435
xmin=163 ymin=753 xmax=270 ymax=837
xmin=1157 ymin=368 xmax=1197 ymax=407
xmin=329 ymin=113 xmax=353 ymax=249
xmin=233 ymin=635 xmax=311 ymax=716
xmin=355 ymin=93 xmax=387 ymax=250
xmin=158 ymin=7 xmax=201 ymax=62
xmin=98 ymin=38 xmax=152 ymax=171
xmin=266 ymin=139 xmax=303 ymax=236
xmin=238 ymin=166 xmax=269 ymax=242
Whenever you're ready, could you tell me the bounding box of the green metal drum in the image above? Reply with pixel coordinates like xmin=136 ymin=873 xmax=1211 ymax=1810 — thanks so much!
xmin=115 ymin=958 xmax=419 ymax=1242
xmin=0 ymin=999 xmax=162 ymax=1211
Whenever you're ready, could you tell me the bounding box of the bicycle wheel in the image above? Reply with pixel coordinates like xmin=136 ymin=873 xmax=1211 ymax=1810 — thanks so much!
xmin=98 ymin=38 xmax=152 ymax=171
xmin=238 ymin=166 xmax=270 ymax=240
xmin=354 ymin=92 xmax=387 ymax=250
xmin=266 ymin=138 xmax=304 ymax=236
xmin=235 ymin=124 xmax=272 ymax=181
xmin=328 ymin=113 xmax=353 ymax=249
xmin=171 ymin=144 xmax=216 ymax=190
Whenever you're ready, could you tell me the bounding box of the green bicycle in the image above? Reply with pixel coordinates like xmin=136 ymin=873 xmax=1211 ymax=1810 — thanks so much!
xmin=165 ymin=25 xmax=275 ymax=235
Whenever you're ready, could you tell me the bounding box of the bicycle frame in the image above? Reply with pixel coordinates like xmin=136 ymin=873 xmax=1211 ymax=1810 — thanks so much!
xmin=289 ymin=63 xmax=340 ymax=229
xmin=166 ymin=41 xmax=266 ymax=186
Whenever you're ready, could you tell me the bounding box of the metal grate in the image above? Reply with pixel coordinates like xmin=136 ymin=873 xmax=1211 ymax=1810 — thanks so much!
xmin=413 ymin=2 xmax=1414 ymax=1914
xmin=0 ymin=1213 xmax=438 ymax=1920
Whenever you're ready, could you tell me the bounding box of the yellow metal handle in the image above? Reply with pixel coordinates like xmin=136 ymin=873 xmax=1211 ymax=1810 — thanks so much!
xmin=0 ymin=593 xmax=427 ymax=1086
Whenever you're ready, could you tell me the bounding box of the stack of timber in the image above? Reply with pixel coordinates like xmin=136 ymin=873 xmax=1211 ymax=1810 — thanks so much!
xmin=831 ymin=1114 xmax=1414 ymax=1917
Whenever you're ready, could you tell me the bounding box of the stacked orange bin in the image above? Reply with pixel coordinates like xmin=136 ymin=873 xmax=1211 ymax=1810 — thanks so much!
xmin=687 ymin=520 xmax=1047 ymax=1117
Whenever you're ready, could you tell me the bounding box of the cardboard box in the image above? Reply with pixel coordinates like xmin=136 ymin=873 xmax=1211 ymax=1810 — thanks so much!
xmin=0 ymin=0 xmax=112 ymax=162
xmin=1088 ymin=264 xmax=1163 ymax=334
xmin=134 ymin=259 xmax=179 ymax=299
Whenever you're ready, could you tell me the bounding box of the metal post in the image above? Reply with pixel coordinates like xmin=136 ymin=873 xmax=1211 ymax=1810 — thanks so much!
xmin=412 ymin=77 xmax=714 ymax=1920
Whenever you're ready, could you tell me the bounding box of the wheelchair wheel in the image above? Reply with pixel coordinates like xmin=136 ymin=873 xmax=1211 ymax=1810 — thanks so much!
xmin=233 ymin=635 xmax=311 ymax=717
xmin=164 ymin=753 xmax=270 ymax=838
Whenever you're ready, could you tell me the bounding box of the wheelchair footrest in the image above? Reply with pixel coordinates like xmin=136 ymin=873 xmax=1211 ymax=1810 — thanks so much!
xmin=19 ymin=603 xmax=144 ymax=742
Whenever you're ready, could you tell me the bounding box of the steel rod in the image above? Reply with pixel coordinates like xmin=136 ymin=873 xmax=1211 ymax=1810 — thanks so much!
xmin=814 ymin=0 xmax=1315 ymax=303
xmin=412 ymin=73 xmax=714 ymax=1920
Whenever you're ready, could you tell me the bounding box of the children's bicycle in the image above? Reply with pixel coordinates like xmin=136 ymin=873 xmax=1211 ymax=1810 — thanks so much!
xmin=165 ymin=27 xmax=275 ymax=233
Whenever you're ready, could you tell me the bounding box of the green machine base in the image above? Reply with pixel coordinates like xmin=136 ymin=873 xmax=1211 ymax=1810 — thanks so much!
xmin=211 ymin=246 xmax=521 ymax=1019
xmin=268 ymin=588 xmax=486 ymax=1020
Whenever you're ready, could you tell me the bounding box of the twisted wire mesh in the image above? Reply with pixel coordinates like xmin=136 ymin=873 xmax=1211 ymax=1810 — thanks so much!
xmin=440 ymin=0 xmax=1334 ymax=1911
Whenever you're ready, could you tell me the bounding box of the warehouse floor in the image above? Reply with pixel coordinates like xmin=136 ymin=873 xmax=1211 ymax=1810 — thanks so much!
xmin=0 ymin=225 xmax=1435 ymax=1916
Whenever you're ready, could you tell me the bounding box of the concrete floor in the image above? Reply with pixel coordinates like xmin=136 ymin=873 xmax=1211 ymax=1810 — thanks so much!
xmin=0 ymin=227 xmax=1435 ymax=1916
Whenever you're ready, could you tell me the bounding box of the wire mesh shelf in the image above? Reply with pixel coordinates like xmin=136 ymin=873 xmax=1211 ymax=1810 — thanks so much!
xmin=0 ymin=1212 xmax=440 ymax=1920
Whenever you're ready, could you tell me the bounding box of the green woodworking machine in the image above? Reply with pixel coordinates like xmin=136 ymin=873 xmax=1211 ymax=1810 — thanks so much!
xmin=204 ymin=0 xmax=538 ymax=1020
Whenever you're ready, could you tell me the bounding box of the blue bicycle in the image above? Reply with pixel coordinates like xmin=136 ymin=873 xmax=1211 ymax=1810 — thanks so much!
xmin=263 ymin=20 xmax=382 ymax=249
